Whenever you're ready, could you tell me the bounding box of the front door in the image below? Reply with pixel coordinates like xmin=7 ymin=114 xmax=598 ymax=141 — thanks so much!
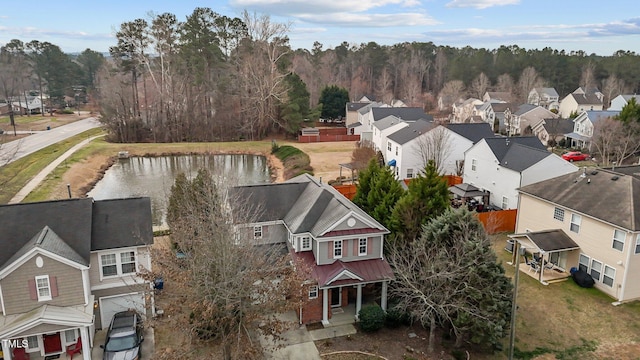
xmin=43 ymin=332 xmax=62 ymax=354
xmin=331 ymin=287 xmax=342 ymax=307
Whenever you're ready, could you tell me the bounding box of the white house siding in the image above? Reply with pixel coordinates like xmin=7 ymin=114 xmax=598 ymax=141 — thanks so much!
xmin=520 ymin=156 xmax=578 ymax=187
xmin=559 ymin=97 xmax=579 ymax=118
xmin=441 ymin=131 xmax=472 ymax=176
xmin=517 ymin=195 xmax=631 ymax=301
xmin=385 ymin=139 xmax=403 ymax=178
xmin=373 ymin=122 xmax=407 ymax=153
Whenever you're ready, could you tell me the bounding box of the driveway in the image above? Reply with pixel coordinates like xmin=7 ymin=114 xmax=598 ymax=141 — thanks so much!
xmin=92 ymin=327 xmax=154 ymax=360
xmin=260 ymin=312 xmax=321 ymax=360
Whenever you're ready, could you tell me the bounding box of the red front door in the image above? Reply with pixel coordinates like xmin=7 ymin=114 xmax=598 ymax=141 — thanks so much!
xmin=43 ymin=332 xmax=62 ymax=354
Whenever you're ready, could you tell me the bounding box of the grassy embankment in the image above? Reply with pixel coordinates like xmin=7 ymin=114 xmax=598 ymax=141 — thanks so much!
xmin=271 ymin=143 xmax=313 ymax=178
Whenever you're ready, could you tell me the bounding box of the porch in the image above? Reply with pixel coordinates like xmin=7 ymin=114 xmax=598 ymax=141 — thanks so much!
xmin=517 ymin=261 xmax=572 ymax=284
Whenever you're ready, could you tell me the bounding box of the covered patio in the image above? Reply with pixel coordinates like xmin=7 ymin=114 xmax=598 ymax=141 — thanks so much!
xmin=448 ymin=183 xmax=490 ymax=211
xmin=509 ymin=229 xmax=580 ymax=285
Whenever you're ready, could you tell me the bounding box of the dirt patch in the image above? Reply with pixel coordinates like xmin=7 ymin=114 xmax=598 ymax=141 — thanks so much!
xmin=287 ymin=141 xmax=358 ymax=182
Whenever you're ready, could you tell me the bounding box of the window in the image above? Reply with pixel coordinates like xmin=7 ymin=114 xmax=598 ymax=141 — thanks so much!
xmin=301 ymin=236 xmax=311 ymax=251
xmin=636 ymin=235 xmax=640 ymax=254
xmin=26 ymin=335 xmax=39 ymax=350
xmin=308 ymin=285 xmax=318 ymax=299
xmin=100 ymin=251 xmax=138 ymax=278
xmin=395 ymin=146 xmax=398 ymax=156
xmin=254 ymin=226 xmax=263 ymax=239
xmin=501 ymin=196 xmax=509 ymax=210
xmin=578 ymin=254 xmax=589 ymax=272
xmin=471 ymin=159 xmax=477 ymax=171
xmin=387 ymin=142 xmax=391 ymax=151
xmin=35 ymin=275 xmax=51 ymax=301
xmin=570 ymin=214 xmax=581 ymax=233
xmin=334 ymin=240 xmax=343 ymax=258
xmin=406 ymin=168 xmax=414 ymax=178
xmin=553 ymin=207 xmax=564 ymax=221
xmin=612 ymin=229 xmax=625 ymax=251
xmin=358 ymin=238 xmax=367 ymax=256
xmin=590 ymin=259 xmax=602 ymax=282
xmin=603 ymin=265 xmax=615 ymax=287
xmin=101 ymin=253 xmax=118 ymax=276
xmin=65 ymin=329 xmax=77 ymax=343
xmin=120 ymin=251 xmax=136 ymax=274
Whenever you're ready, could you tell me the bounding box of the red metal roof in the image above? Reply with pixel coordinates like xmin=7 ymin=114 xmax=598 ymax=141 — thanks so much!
xmin=322 ymin=228 xmax=386 ymax=237
xmin=292 ymin=250 xmax=394 ymax=287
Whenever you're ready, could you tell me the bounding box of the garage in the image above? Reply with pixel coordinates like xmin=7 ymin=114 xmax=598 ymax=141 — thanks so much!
xmin=99 ymin=292 xmax=146 ymax=330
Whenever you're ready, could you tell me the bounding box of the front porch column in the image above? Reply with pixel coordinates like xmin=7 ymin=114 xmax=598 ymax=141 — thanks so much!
xmin=1 ymin=339 xmax=12 ymax=360
xmin=355 ymin=284 xmax=363 ymax=319
xmin=381 ymin=281 xmax=388 ymax=311
xmin=321 ymin=288 xmax=329 ymax=326
xmin=80 ymin=325 xmax=91 ymax=360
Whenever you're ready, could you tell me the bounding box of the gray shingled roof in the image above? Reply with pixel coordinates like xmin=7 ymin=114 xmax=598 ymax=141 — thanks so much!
xmin=445 ymin=123 xmax=495 ymax=143
xmin=538 ymin=118 xmax=574 ymax=134
xmin=0 ymin=197 xmax=153 ymax=271
xmin=582 ymin=110 xmax=620 ymax=124
xmin=387 ymin=119 xmax=435 ymax=145
xmin=571 ymin=92 xmax=602 ymax=105
xmin=483 ymin=136 xmax=549 ymax=172
xmin=2 ymin=226 xmax=88 ymax=269
xmin=371 ymin=107 xmax=432 ymax=122
xmin=347 ymin=102 xmax=370 ymax=112
xmin=535 ymin=87 xmax=559 ymax=98
xmin=514 ymin=104 xmax=538 ymax=116
xmin=512 ymin=229 xmax=579 ymax=252
xmin=489 ymin=102 xmax=515 ymax=112
xmin=373 ymin=115 xmax=405 ymax=131
xmin=233 ymin=174 xmax=387 ymax=238
xmin=519 ymin=167 xmax=640 ymax=231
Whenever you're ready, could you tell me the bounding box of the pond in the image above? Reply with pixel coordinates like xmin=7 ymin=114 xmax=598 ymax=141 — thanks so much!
xmin=88 ymin=154 xmax=271 ymax=226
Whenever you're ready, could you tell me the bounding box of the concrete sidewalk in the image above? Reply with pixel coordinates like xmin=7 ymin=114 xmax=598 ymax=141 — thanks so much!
xmin=9 ymin=134 xmax=105 ymax=204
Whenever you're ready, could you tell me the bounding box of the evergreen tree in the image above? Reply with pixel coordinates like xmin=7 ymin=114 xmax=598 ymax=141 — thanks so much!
xmin=352 ymin=158 xmax=382 ymax=213
xmin=318 ymin=85 xmax=349 ymax=120
xmin=617 ymin=97 xmax=640 ymax=124
xmin=280 ymin=72 xmax=311 ymax=136
xmin=366 ymin=165 xmax=404 ymax=230
xmin=390 ymin=161 xmax=450 ymax=243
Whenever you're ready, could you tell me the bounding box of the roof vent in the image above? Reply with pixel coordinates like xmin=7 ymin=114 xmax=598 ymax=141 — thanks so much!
xmin=611 ymin=176 xmax=619 ymax=181
xmin=591 ymin=170 xmax=598 ymax=175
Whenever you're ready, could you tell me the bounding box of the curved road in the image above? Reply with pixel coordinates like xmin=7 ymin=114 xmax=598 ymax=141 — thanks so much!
xmin=0 ymin=117 xmax=102 ymax=164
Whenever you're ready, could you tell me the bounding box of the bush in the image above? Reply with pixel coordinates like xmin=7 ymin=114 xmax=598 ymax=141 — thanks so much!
xmin=358 ymin=304 xmax=385 ymax=332
xmin=271 ymin=140 xmax=279 ymax=154
xmin=61 ymin=108 xmax=76 ymax=114
xmin=385 ymin=304 xmax=410 ymax=328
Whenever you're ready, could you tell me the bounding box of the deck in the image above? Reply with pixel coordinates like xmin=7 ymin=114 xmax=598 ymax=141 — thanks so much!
xmin=518 ymin=262 xmax=571 ymax=284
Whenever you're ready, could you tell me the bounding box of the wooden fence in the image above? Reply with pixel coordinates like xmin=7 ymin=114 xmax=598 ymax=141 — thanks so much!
xmin=476 ymin=209 xmax=517 ymax=234
xmin=333 ymin=184 xmax=357 ymax=200
xmin=298 ymin=134 xmax=360 ymax=143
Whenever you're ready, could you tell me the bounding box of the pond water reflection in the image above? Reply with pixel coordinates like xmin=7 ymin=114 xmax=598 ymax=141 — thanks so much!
xmin=88 ymin=154 xmax=271 ymax=226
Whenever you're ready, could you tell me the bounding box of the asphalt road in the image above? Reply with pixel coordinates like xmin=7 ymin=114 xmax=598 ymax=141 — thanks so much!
xmin=0 ymin=117 xmax=102 ymax=165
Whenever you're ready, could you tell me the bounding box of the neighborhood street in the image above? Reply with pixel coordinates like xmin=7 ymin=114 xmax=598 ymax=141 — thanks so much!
xmin=0 ymin=117 xmax=101 ymax=164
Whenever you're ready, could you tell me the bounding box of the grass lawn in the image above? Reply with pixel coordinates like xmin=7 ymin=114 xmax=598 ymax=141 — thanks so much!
xmin=490 ymin=234 xmax=640 ymax=360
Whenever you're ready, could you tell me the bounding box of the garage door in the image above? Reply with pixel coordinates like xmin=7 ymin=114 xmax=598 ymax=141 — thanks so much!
xmin=99 ymin=292 xmax=146 ymax=330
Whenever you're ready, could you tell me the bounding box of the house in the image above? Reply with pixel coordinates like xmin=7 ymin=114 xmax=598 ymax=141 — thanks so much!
xmin=346 ymin=102 xmax=373 ymax=128
xmin=0 ymin=197 xmax=154 ymax=360
xmin=564 ymin=110 xmax=620 ymax=150
xmin=483 ymin=91 xmax=513 ymax=103
xmin=359 ymin=106 xmax=432 ymax=144
xmin=11 ymin=95 xmax=45 ymax=115
xmin=527 ymin=87 xmax=560 ymax=111
xmin=506 ymin=104 xmax=557 ymax=136
xmin=462 ymin=137 xmax=578 ymax=209
xmin=608 ymin=94 xmax=640 ymax=111
xmin=451 ymin=98 xmax=483 ymax=123
xmin=371 ymin=115 xmax=409 ymax=153
xmin=478 ymin=102 xmax=515 ymax=133
xmin=385 ymin=120 xmax=436 ymax=179
xmin=513 ymin=165 xmax=640 ymax=303
xmin=558 ymin=87 xmax=604 ymax=118
xmin=230 ymin=174 xmax=394 ymax=325
xmin=531 ymin=118 xmax=574 ymax=146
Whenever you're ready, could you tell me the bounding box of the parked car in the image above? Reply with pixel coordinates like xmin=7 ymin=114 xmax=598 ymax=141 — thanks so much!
xmin=101 ymin=310 xmax=144 ymax=360
xmin=562 ymin=151 xmax=590 ymax=162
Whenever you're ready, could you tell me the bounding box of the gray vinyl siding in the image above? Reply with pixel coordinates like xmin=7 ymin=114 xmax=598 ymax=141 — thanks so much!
xmin=242 ymin=223 xmax=287 ymax=245
xmin=317 ymin=235 xmax=383 ymax=265
xmin=330 ymin=217 xmax=371 ymax=232
xmin=88 ymin=247 xmax=151 ymax=288
xmin=1 ymin=254 xmax=85 ymax=315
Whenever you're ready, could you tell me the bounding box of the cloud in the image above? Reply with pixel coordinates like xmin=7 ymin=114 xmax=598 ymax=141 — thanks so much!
xmin=230 ymin=0 xmax=421 ymax=16
xmin=297 ymin=12 xmax=438 ymax=27
xmin=446 ymin=0 xmax=520 ymax=9
xmin=0 ymin=26 xmax=112 ymax=41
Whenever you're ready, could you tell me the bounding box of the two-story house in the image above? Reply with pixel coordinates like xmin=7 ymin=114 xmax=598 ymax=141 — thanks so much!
xmin=527 ymin=87 xmax=560 ymax=111
xmin=564 ymin=110 xmax=620 ymax=150
xmin=0 ymin=197 xmax=153 ymax=360
xmin=462 ymin=137 xmax=578 ymax=209
xmin=230 ymin=174 xmax=394 ymax=325
xmin=512 ymin=165 xmax=640 ymax=303
xmin=359 ymin=107 xmax=432 ymax=144
xmin=506 ymin=104 xmax=557 ymax=136
xmin=531 ymin=118 xmax=574 ymax=146
xmin=451 ymin=98 xmax=483 ymax=123
xmin=371 ymin=115 xmax=409 ymax=153
xmin=607 ymin=94 xmax=640 ymax=111
xmin=558 ymin=87 xmax=604 ymax=118
xmin=384 ymin=120 xmax=436 ymax=178
xmin=483 ymin=91 xmax=513 ymax=103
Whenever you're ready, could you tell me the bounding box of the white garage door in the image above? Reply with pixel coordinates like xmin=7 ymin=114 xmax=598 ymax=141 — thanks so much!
xmin=100 ymin=292 xmax=146 ymax=330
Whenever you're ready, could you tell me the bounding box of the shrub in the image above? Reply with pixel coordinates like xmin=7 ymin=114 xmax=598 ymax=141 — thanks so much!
xmin=358 ymin=304 xmax=385 ymax=332
xmin=385 ymin=304 xmax=410 ymax=328
xmin=271 ymin=140 xmax=279 ymax=154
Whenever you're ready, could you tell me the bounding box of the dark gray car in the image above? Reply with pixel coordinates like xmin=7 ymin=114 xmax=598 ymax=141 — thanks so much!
xmin=101 ymin=310 xmax=144 ymax=360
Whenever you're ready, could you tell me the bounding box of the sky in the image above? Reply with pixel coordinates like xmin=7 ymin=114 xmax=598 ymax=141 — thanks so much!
xmin=0 ymin=0 xmax=639 ymax=56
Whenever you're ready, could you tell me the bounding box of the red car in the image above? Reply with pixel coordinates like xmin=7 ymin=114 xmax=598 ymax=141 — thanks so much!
xmin=562 ymin=151 xmax=590 ymax=162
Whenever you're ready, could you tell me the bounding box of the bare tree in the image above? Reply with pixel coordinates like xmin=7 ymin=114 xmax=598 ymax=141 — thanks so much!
xmin=470 ymin=72 xmax=491 ymax=99
xmin=439 ymin=80 xmax=465 ymax=111
xmin=375 ymin=68 xmax=394 ymax=105
xmin=148 ymin=169 xmax=309 ymax=359
xmin=591 ymin=117 xmax=640 ymax=166
xmin=580 ymin=61 xmax=597 ymax=90
xmin=433 ymin=48 xmax=447 ymax=92
xmin=495 ymin=73 xmax=515 ymax=93
xmin=517 ymin=67 xmax=543 ymax=103
xmin=602 ymin=75 xmax=625 ymax=108
xmin=414 ymin=126 xmax=453 ymax=175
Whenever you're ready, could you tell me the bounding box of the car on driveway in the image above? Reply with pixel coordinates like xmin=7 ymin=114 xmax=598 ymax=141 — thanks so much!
xmin=101 ymin=310 xmax=144 ymax=360
xmin=562 ymin=151 xmax=590 ymax=162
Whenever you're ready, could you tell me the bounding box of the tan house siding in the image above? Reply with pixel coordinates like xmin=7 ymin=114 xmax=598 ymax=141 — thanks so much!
xmin=89 ymin=247 xmax=152 ymax=289
xmin=317 ymin=236 xmax=383 ymax=265
xmin=1 ymin=254 xmax=84 ymax=315
xmin=518 ymin=195 xmax=629 ymax=300
xmin=622 ymin=234 xmax=640 ymax=301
